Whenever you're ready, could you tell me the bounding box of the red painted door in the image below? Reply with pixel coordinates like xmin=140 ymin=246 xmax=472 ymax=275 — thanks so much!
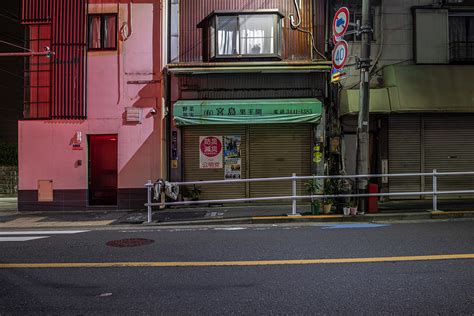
xmin=88 ymin=135 xmax=118 ymax=205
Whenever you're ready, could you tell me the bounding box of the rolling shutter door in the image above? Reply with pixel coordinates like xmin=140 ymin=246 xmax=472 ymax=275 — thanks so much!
xmin=423 ymin=114 xmax=474 ymax=197
xmin=249 ymin=124 xmax=312 ymax=199
xmin=182 ymin=125 xmax=247 ymax=201
xmin=388 ymin=115 xmax=422 ymax=198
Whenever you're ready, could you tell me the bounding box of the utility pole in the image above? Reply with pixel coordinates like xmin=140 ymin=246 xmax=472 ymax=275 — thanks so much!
xmin=356 ymin=0 xmax=372 ymax=213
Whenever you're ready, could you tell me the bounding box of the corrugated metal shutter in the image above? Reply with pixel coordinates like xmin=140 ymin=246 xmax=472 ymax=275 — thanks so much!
xmin=423 ymin=114 xmax=474 ymax=197
xmin=388 ymin=115 xmax=422 ymax=198
xmin=249 ymin=124 xmax=312 ymax=199
xmin=183 ymin=125 xmax=247 ymax=201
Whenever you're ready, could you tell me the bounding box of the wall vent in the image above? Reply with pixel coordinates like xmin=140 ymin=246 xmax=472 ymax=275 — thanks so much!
xmin=125 ymin=107 xmax=142 ymax=123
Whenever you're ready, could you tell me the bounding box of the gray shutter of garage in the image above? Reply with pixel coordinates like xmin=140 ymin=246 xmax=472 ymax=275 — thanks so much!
xmin=423 ymin=114 xmax=474 ymax=197
xmin=182 ymin=125 xmax=247 ymax=201
xmin=388 ymin=115 xmax=422 ymax=198
xmin=248 ymin=124 xmax=312 ymax=200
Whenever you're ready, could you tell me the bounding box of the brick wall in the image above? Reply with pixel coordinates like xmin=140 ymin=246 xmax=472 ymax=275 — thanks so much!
xmin=0 ymin=166 xmax=18 ymax=195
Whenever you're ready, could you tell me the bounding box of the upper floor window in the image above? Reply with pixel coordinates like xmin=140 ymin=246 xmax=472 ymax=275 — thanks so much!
xmin=199 ymin=10 xmax=283 ymax=61
xmin=449 ymin=14 xmax=474 ymax=63
xmin=88 ymin=14 xmax=117 ymax=50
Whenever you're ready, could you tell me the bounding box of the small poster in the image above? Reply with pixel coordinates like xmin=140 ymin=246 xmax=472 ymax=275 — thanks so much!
xmin=224 ymin=158 xmax=241 ymax=179
xmin=224 ymin=135 xmax=241 ymax=179
xmin=199 ymin=136 xmax=223 ymax=169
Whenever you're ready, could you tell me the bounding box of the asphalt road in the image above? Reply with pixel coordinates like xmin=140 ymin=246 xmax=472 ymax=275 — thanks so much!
xmin=1 ymin=221 xmax=473 ymax=315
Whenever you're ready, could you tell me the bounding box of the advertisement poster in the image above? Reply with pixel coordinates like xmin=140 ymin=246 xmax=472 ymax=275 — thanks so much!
xmin=224 ymin=135 xmax=241 ymax=179
xmin=199 ymin=136 xmax=223 ymax=169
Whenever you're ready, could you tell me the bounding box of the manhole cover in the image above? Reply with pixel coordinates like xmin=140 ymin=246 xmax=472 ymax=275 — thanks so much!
xmin=106 ymin=238 xmax=154 ymax=248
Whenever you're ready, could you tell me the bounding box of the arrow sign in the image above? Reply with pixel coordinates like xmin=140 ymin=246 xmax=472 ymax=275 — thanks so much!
xmin=332 ymin=40 xmax=348 ymax=70
xmin=333 ymin=7 xmax=350 ymax=37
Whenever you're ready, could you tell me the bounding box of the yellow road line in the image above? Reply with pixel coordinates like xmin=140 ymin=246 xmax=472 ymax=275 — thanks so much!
xmin=1 ymin=254 xmax=473 ymax=269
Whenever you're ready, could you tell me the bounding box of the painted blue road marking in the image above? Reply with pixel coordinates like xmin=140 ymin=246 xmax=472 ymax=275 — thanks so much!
xmin=322 ymin=223 xmax=390 ymax=229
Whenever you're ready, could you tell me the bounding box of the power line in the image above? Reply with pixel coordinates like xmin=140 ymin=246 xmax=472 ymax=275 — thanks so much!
xmin=0 ymin=67 xmax=24 ymax=80
xmin=0 ymin=40 xmax=32 ymax=52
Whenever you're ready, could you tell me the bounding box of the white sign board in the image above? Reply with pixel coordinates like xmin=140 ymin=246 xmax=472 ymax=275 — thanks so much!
xmin=332 ymin=40 xmax=348 ymax=70
xmin=199 ymin=136 xmax=223 ymax=169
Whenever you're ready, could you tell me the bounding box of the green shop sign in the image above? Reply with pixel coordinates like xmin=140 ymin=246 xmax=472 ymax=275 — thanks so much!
xmin=173 ymin=98 xmax=323 ymax=125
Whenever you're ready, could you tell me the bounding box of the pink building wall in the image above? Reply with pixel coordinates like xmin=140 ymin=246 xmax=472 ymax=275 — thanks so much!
xmin=19 ymin=1 xmax=164 ymax=210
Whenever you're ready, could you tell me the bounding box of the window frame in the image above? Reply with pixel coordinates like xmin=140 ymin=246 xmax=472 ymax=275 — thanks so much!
xmin=201 ymin=10 xmax=284 ymax=61
xmin=87 ymin=13 xmax=118 ymax=51
xmin=448 ymin=12 xmax=474 ymax=64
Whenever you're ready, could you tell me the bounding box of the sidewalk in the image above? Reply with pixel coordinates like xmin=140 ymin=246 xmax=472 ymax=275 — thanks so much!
xmin=0 ymin=196 xmax=473 ymax=228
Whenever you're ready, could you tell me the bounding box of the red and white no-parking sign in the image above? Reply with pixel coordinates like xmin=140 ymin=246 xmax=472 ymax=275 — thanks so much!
xmin=332 ymin=40 xmax=348 ymax=70
xmin=333 ymin=7 xmax=350 ymax=37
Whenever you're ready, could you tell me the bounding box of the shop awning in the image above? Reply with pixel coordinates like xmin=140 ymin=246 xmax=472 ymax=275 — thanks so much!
xmin=173 ymin=98 xmax=323 ymax=125
xmin=340 ymin=65 xmax=474 ymax=116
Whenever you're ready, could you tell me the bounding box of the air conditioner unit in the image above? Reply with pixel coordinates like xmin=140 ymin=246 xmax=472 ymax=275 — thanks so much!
xmin=125 ymin=107 xmax=142 ymax=123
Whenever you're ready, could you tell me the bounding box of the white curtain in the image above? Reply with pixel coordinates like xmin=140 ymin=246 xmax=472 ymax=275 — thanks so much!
xmin=239 ymin=15 xmax=274 ymax=55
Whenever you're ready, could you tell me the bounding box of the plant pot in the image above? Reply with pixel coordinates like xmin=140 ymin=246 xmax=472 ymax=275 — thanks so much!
xmin=322 ymin=204 xmax=332 ymax=214
xmin=311 ymin=203 xmax=320 ymax=215
xmin=343 ymin=207 xmax=350 ymax=216
xmin=350 ymin=207 xmax=358 ymax=216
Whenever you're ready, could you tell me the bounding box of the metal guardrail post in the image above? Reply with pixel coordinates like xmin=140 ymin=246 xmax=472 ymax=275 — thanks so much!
xmin=146 ymin=180 xmax=153 ymax=223
xmin=292 ymin=173 xmax=297 ymax=215
xmin=432 ymin=169 xmax=438 ymax=211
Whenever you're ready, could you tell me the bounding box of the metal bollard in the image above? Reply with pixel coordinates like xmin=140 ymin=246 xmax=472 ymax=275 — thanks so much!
xmin=432 ymin=169 xmax=438 ymax=211
xmin=292 ymin=173 xmax=297 ymax=215
xmin=146 ymin=180 xmax=153 ymax=223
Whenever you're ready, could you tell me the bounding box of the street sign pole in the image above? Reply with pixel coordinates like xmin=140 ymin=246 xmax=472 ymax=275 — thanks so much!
xmin=356 ymin=0 xmax=372 ymax=213
xmin=331 ymin=7 xmax=350 ymax=83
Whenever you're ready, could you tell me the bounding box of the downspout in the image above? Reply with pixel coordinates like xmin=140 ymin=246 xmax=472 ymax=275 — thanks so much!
xmin=117 ymin=1 xmax=133 ymax=105
xmin=290 ymin=0 xmax=326 ymax=60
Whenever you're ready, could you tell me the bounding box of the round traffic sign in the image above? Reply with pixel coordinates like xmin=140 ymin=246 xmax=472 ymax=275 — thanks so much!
xmin=332 ymin=40 xmax=348 ymax=70
xmin=333 ymin=7 xmax=350 ymax=37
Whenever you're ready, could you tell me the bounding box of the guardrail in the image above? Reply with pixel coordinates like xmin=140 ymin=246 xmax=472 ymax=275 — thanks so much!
xmin=144 ymin=169 xmax=474 ymax=223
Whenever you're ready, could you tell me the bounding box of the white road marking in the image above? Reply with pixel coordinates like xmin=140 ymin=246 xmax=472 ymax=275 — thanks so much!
xmin=0 ymin=230 xmax=89 ymax=242
xmin=0 ymin=236 xmax=49 ymax=242
xmin=214 ymin=227 xmax=247 ymax=231
xmin=0 ymin=230 xmax=89 ymax=235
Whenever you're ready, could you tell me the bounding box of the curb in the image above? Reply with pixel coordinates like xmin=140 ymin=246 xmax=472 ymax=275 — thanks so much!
xmin=148 ymin=210 xmax=474 ymax=226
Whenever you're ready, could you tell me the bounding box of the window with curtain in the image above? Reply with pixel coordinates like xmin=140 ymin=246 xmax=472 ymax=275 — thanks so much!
xmin=449 ymin=14 xmax=474 ymax=63
xmin=88 ymin=14 xmax=117 ymax=50
xmin=204 ymin=12 xmax=282 ymax=59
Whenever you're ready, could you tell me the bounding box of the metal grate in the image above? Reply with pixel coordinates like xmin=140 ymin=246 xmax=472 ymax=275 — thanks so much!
xmin=23 ymin=24 xmax=52 ymax=119
xmin=51 ymin=0 xmax=87 ymax=119
xmin=450 ymin=41 xmax=474 ymax=63
xmin=21 ymin=0 xmax=52 ymax=24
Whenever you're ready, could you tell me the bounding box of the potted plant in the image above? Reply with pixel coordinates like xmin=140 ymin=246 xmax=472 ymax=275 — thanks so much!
xmin=321 ymin=179 xmax=337 ymax=214
xmin=189 ymin=185 xmax=201 ymax=201
xmin=304 ymin=178 xmax=321 ymax=215
xmin=322 ymin=198 xmax=334 ymax=214
xmin=349 ymin=199 xmax=358 ymax=216
xmin=181 ymin=185 xmax=202 ymax=202
xmin=343 ymin=201 xmax=351 ymax=216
